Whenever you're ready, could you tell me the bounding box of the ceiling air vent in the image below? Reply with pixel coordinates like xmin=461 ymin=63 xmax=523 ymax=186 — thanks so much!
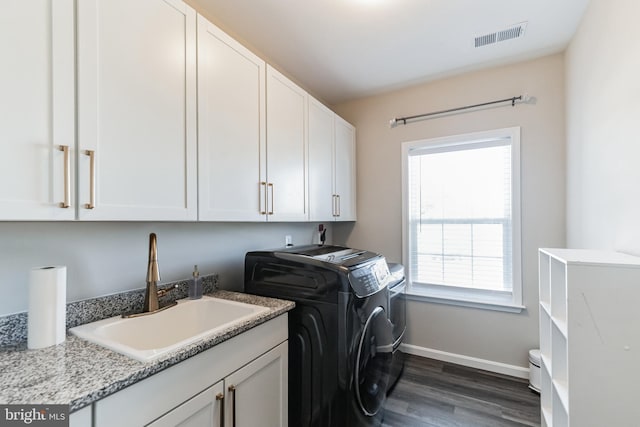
xmin=475 ymin=22 xmax=528 ymax=48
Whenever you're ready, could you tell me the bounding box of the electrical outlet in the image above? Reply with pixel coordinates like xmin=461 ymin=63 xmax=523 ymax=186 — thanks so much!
xmin=285 ymin=235 xmax=293 ymax=246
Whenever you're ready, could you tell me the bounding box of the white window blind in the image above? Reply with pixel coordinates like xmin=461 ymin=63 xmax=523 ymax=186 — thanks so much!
xmin=402 ymin=128 xmax=522 ymax=312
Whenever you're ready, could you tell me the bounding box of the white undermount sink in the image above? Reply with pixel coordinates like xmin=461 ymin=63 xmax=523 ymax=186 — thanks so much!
xmin=69 ymin=296 xmax=270 ymax=362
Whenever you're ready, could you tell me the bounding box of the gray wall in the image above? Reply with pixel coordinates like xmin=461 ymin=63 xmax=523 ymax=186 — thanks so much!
xmin=0 ymin=222 xmax=330 ymax=316
xmin=333 ymin=54 xmax=566 ymax=368
xmin=566 ymin=0 xmax=640 ymax=254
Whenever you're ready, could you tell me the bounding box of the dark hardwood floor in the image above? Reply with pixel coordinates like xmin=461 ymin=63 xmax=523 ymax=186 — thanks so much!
xmin=382 ymin=354 xmax=541 ymax=427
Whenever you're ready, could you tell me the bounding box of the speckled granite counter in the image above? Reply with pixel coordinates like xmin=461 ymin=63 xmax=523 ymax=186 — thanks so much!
xmin=0 ymin=290 xmax=294 ymax=411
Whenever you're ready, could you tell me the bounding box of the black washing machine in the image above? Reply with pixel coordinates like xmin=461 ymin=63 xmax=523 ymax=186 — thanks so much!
xmin=245 ymin=245 xmax=394 ymax=427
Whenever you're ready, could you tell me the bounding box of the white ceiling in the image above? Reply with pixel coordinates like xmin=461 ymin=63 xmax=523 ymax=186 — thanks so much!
xmin=194 ymin=0 xmax=590 ymax=105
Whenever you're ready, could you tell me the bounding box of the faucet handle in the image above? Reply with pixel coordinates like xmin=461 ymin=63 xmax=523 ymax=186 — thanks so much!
xmin=157 ymin=284 xmax=178 ymax=298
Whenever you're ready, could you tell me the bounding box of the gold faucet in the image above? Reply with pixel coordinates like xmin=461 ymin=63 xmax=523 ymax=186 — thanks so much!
xmin=144 ymin=232 xmax=162 ymax=312
xmin=124 ymin=233 xmax=177 ymax=318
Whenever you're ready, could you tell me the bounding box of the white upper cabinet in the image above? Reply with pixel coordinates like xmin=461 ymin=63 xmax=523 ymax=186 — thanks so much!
xmin=334 ymin=116 xmax=357 ymax=221
xmin=2 ymin=1 xmax=352 ymax=224
xmin=265 ymin=66 xmax=308 ymax=222
xmin=197 ymin=15 xmax=266 ymax=221
xmin=308 ymin=98 xmax=335 ymax=222
xmin=0 ymin=0 xmax=75 ymax=220
xmin=308 ymin=98 xmax=357 ymax=222
xmin=77 ymin=0 xmax=197 ymax=221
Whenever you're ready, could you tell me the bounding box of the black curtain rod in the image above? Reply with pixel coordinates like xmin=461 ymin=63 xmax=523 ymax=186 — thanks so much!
xmin=389 ymin=95 xmax=527 ymax=128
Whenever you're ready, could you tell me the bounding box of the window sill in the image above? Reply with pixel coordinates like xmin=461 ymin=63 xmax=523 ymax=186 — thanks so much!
xmin=406 ymin=287 xmax=525 ymax=313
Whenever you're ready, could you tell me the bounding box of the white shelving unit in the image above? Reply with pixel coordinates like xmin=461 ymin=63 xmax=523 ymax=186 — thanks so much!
xmin=538 ymin=248 xmax=640 ymax=427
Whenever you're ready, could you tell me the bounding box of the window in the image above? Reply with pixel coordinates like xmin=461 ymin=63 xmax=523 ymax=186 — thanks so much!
xmin=402 ymin=127 xmax=522 ymax=312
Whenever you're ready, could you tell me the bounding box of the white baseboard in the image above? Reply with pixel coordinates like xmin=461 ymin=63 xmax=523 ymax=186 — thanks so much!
xmin=400 ymin=343 xmax=530 ymax=379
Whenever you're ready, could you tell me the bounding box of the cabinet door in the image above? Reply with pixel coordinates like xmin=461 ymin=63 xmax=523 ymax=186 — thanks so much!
xmin=197 ymin=15 xmax=266 ymax=221
xmin=225 ymin=342 xmax=288 ymax=427
xmin=148 ymin=381 xmax=224 ymax=427
xmin=266 ymin=66 xmax=308 ymax=222
xmin=77 ymin=0 xmax=197 ymax=221
xmin=0 ymin=0 xmax=75 ymax=220
xmin=308 ymin=97 xmax=335 ymax=222
xmin=69 ymin=405 xmax=92 ymax=427
xmin=334 ymin=116 xmax=357 ymax=221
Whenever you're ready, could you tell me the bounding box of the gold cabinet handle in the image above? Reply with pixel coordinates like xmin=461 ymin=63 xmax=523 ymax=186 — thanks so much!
xmin=259 ymin=182 xmax=267 ymax=215
xmin=58 ymin=145 xmax=70 ymax=208
xmin=215 ymin=392 xmax=224 ymax=427
xmin=268 ymin=183 xmax=274 ymax=215
xmin=332 ymin=194 xmax=338 ymax=217
xmin=84 ymin=150 xmax=95 ymax=209
xmin=228 ymin=385 xmax=236 ymax=427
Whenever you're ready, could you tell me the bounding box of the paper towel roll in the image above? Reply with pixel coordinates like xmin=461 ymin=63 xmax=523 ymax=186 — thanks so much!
xmin=28 ymin=266 xmax=67 ymax=349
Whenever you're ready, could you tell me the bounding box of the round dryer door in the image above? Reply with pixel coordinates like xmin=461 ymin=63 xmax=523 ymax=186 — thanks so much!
xmin=355 ymin=305 xmax=393 ymax=417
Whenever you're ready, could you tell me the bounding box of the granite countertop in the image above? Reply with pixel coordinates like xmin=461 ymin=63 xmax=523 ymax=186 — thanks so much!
xmin=0 ymin=290 xmax=294 ymax=411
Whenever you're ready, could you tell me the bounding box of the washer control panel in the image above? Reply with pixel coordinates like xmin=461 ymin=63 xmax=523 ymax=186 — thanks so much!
xmin=348 ymin=259 xmax=391 ymax=297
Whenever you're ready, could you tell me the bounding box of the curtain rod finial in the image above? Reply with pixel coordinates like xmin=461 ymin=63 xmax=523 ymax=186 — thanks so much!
xmin=389 ymin=118 xmax=398 ymax=128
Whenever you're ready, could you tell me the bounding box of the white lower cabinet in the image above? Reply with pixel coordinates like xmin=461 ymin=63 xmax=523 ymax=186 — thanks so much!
xmin=150 ymin=343 xmax=288 ymax=427
xmin=148 ymin=382 xmax=223 ymax=427
xmin=91 ymin=315 xmax=288 ymax=427
xmin=69 ymin=405 xmax=92 ymax=427
xmin=224 ymin=343 xmax=288 ymax=427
